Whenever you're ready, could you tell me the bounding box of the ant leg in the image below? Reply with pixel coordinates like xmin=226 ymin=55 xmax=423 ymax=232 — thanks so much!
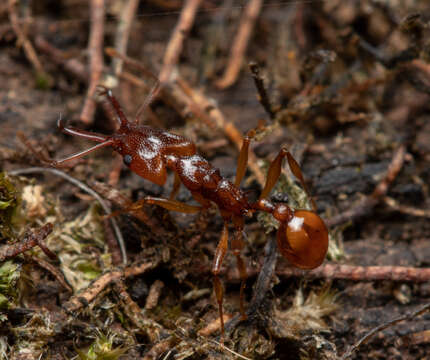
xmin=285 ymin=152 xmax=316 ymax=211
xmin=234 ymin=130 xmax=256 ymax=187
xmin=259 ymin=148 xmax=288 ymax=200
xmin=137 ymin=196 xmax=203 ymax=213
xmin=212 ymin=222 xmax=229 ymax=340
xmin=169 ymin=172 xmax=181 ymax=200
xmin=106 ymin=196 xmax=203 ymax=219
xmin=231 ymin=215 xmax=247 ymax=320
xmin=144 ymin=196 xmax=203 ymax=213
xmin=259 ymin=149 xmax=316 ymax=210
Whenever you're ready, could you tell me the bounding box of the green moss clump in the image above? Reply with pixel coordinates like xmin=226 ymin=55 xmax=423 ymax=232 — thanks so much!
xmin=0 ymin=173 xmax=18 ymax=241
xmin=76 ymin=332 xmax=128 ymax=360
xmin=0 ymin=261 xmax=21 ymax=310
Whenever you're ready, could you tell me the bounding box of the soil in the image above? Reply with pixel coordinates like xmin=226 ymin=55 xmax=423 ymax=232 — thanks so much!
xmin=1 ymin=1 xmax=430 ymax=359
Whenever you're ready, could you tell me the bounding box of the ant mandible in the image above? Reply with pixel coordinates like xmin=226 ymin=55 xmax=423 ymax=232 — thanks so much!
xmin=47 ymin=84 xmax=328 ymax=338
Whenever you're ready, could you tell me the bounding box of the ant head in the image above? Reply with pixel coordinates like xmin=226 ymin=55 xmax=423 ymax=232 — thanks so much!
xmin=276 ymin=210 xmax=328 ymax=269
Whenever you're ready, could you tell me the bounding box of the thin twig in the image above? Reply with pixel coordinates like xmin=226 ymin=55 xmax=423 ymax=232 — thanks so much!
xmin=249 ymin=61 xmax=275 ymax=119
xmin=342 ymin=303 xmax=430 ymax=359
xmin=158 ymin=0 xmax=202 ymax=84
xmin=382 ymin=196 xmax=430 ymax=218
xmin=144 ymin=280 xmax=164 ymax=310
xmin=80 ymin=0 xmax=105 ymax=124
xmin=142 ymin=338 xmax=174 ymax=360
xmin=111 ymin=0 xmax=140 ymax=78
xmin=34 ymin=36 xmax=88 ymax=82
xmin=25 ymin=254 xmax=73 ymax=292
xmin=8 ymin=0 xmax=45 ymax=75
xmin=63 ymin=260 xmax=157 ymax=312
xmin=0 ymin=223 xmax=54 ymax=262
xmin=215 ymin=0 xmax=263 ymax=89
xmin=113 ymin=278 xmax=166 ymax=343
xmin=276 ymin=263 xmax=430 ymax=283
xmin=326 ymin=145 xmax=406 ymax=228
xmin=8 ymin=167 xmax=127 ymax=265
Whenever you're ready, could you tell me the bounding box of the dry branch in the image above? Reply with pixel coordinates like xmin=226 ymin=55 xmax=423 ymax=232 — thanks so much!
xmin=276 ymin=263 xmax=430 ymax=283
xmin=158 ymin=0 xmax=202 ymax=84
xmin=63 ymin=260 xmax=158 ymax=312
xmin=0 ymin=223 xmax=54 ymax=262
xmin=80 ymin=0 xmax=105 ymax=124
xmin=215 ymin=0 xmax=263 ymax=89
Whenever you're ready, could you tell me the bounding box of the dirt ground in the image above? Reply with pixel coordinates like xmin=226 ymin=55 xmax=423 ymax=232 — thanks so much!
xmin=1 ymin=1 xmax=430 ymax=359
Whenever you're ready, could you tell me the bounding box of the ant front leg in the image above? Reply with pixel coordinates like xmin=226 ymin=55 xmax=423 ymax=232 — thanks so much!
xmin=107 ymin=196 xmax=204 ymax=218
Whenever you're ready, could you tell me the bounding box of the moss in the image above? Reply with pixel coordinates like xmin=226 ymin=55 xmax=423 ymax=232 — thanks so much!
xmin=0 ymin=261 xmax=21 ymax=310
xmin=75 ymin=332 xmax=128 ymax=360
xmin=0 ymin=173 xmax=18 ymax=241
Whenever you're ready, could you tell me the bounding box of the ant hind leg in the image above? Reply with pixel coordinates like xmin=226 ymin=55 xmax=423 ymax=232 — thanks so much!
xmin=231 ymin=215 xmax=247 ymax=321
xmin=212 ymin=222 xmax=229 ymax=341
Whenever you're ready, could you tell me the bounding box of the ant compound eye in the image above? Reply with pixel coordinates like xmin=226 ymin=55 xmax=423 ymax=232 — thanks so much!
xmin=123 ymin=154 xmax=132 ymax=166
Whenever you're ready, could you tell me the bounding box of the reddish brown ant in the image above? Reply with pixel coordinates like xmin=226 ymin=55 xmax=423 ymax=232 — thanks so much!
xmin=38 ymin=84 xmax=328 ymax=338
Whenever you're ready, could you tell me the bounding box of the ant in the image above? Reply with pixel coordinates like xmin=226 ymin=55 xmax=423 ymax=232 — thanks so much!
xmin=32 ymin=84 xmax=328 ymax=338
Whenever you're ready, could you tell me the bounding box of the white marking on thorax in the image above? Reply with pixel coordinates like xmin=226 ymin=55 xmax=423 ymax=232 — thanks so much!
xmin=181 ymin=156 xmax=200 ymax=180
xmin=138 ymin=136 xmax=162 ymax=160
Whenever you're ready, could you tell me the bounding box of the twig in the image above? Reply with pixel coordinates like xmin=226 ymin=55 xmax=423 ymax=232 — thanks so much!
xmin=0 ymin=223 xmax=54 ymax=262
xmin=8 ymin=167 xmax=127 ymax=265
xmin=276 ymin=263 xmax=430 ymax=283
xmin=25 ymin=254 xmax=73 ymax=292
xmin=102 ymin=217 xmax=122 ymax=266
xmin=249 ymin=62 xmax=275 ymax=119
xmin=144 ymin=280 xmax=164 ymax=310
xmin=158 ymin=0 xmax=202 ymax=84
xmin=382 ymin=196 xmax=430 ymax=218
xmin=342 ymin=303 xmax=430 ymax=359
xmin=326 ymin=145 xmax=406 ymax=228
xmin=63 ymin=260 xmax=157 ymax=312
xmin=111 ymin=0 xmax=140 ymax=78
xmin=131 ymin=0 xmax=202 ymax=125
xmin=198 ymin=314 xmax=233 ymax=337
xmin=142 ymin=338 xmax=175 ymax=360
xmin=113 ymin=278 xmax=166 ymax=343
xmin=34 ymin=36 xmax=88 ymax=82
xmin=80 ymin=0 xmax=105 ymax=124
xmin=215 ymin=0 xmax=263 ymax=89
xmin=7 ymin=0 xmax=45 ymax=75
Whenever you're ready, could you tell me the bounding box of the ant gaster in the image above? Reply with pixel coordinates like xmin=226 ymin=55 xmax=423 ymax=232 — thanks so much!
xmin=48 ymin=86 xmax=328 ymax=338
